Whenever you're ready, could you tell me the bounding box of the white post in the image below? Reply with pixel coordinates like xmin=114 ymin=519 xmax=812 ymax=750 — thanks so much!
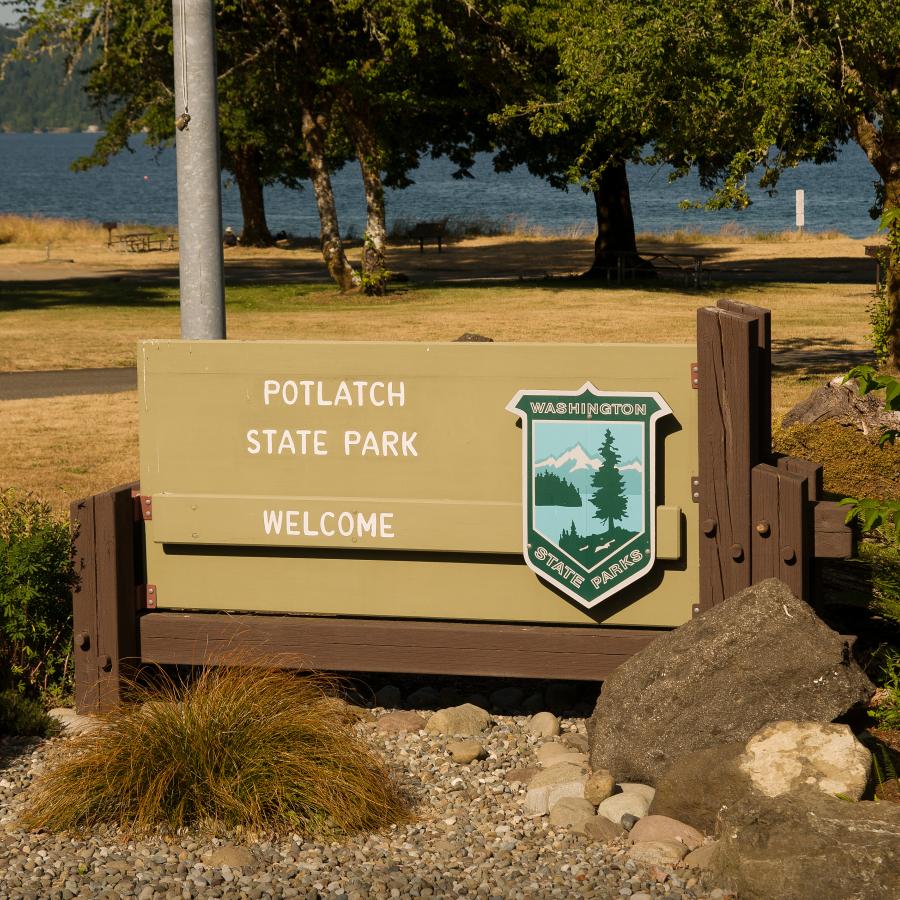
xmin=172 ymin=0 xmax=226 ymax=340
xmin=795 ymin=189 xmax=805 ymax=234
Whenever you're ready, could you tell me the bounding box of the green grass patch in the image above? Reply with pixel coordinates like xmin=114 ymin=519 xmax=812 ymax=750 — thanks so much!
xmin=23 ymin=666 xmax=409 ymax=836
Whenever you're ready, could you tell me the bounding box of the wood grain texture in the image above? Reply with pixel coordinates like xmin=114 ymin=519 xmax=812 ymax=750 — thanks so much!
xmin=697 ymin=306 xmax=758 ymax=609
xmin=716 ymin=299 xmax=772 ymax=464
xmin=751 ymin=464 xmax=781 ymax=584
xmin=777 ymin=470 xmax=809 ymax=599
xmin=138 ymin=612 xmax=666 ymax=681
xmin=813 ymin=500 xmax=855 ymax=559
xmin=71 ymin=496 xmax=98 ymax=714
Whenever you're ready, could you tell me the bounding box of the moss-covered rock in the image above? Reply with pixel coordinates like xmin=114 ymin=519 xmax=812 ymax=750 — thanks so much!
xmin=774 ymin=420 xmax=900 ymax=501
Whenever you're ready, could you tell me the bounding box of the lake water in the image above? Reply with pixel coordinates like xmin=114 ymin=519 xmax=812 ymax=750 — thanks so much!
xmin=0 ymin=132 xmax=883 ymax=239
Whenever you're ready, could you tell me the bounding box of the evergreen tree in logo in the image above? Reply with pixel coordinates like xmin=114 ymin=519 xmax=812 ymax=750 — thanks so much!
xmin=590 ymin=429 xmax=628 ymax=535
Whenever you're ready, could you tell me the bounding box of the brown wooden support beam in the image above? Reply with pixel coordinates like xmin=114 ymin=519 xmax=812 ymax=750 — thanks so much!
xmin=138 ymin=613 xmax=667 ymax=682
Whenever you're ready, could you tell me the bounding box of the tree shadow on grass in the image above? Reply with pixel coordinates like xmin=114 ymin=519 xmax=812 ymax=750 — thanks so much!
xmin=772 ymin=336 xmax=874 ymax=376
xmin=0 ymin=279 xmax=179 ymax=312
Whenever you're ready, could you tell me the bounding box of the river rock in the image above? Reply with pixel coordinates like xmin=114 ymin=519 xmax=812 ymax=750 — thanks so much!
xmin=588 ymin=579 xmax=873 ymax=783
xmin=740 ymin=720 xmax=871 ymax=800
xmin=561 ymin=733 xmax=589 ymax=753
xmin=205 ymin=846 xmax=256 ymax=869
xmin=47 ymin=708 xmax=99 ymax=736
xmin=425 ymin=703 xmax=492 ymax=737
xmin=597 ymin=791 xmax=650 ymax=824
xmin=584 ymin=770 xmax=616 ymax=806
xmin=535 ymin=742 xmax=588 ymax=768
xmin=618 ymin=782 xmax=656 ymax=804
xmin=626 ymin=840 xmax=689 ymax=867
xmin=526 ymin=712 xmax=560 ymax=738
xmin=523 ymin=763 xmax=587 ymax=816
xmin=447 ymin=740 xmax=487 ymax=764
xmin=548 ymin=796 xmax=596 ymax=831
xmin=583 ymin=816 xmax=626 ymax=842
xmin=376 ymin=710 xmax=426 ymax=733
xmin=629 ymin=815 xmax=704 ymax=850
xmin=683 ymin=843 xmax=718 ymax=870
xmin=712 ymin=791 xmax=900 ymax=899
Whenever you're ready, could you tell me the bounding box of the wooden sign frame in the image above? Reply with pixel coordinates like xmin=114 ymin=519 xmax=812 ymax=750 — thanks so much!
xmin=71 ymin=301 xmax=853 ymax=712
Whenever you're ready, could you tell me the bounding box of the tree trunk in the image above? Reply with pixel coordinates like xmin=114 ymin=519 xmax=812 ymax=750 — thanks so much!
xmin=882 ymin=174 xmax=900 ymax=372
xmin=230 ymin=145 xmax=273 ymax=247
xmin=300 ymin=107 xmax=359 ymax=292
xmin=355 ymin=128 xmax=389 ymax=296
xmin=582 ymin=160 xmax=651 ymax=279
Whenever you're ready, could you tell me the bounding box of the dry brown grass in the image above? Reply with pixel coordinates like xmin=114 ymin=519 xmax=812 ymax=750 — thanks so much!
xmin=0 ymin=393 xmax=137 ymax=513
xmin=23 ymin=667 xmax=409 ymax=835
xmin=0 ymin=233 xmax=876 ymax=510
xmin=0 ymin=214 xmax=109 ymax=247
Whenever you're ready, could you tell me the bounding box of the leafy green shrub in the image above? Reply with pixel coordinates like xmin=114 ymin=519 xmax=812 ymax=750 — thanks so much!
xmin=0 ymin=489 xmax=76 ymax=697
xmin=0 ymin=689 xmax=60 ymax=737
xmin=857 ymin=541 xmax=900 ymax=629
xmin=23 ymin=666 xmax=409 ymax=835
xmin=867 ymin=645 xmax=900 ymax=731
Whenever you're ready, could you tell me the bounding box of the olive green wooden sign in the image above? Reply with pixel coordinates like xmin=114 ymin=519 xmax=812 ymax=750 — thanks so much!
xmin=138 ymin=340 xmax=698 ymax=627
xmin=507 ymin=384 xmax=672 ymax=607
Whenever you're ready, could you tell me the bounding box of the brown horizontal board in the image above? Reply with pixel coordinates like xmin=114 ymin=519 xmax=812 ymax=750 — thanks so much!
xmin=813 ymin=500 xmax=855 ymax=559
xmin=138 ymin=612 xmax=667 ymax=681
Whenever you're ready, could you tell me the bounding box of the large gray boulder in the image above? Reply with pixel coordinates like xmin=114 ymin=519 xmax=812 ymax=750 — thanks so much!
xmin=588 ymin=579 xmax=873 ymax=784
xmin=710 ymin=792 xmax=900 ymax=900
xmin=651 ymin=721 xmax=872 ymax=833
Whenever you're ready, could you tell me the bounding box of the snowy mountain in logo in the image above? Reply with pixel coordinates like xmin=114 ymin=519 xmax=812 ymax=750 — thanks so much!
xmin=535 ymin=445 xmax=643 ymax=494
xmin=535 ymin=443 xmax=601 ymax=474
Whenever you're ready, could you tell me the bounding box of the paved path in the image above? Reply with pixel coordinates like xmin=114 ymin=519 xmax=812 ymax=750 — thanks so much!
xmin=0 ymin=367 xmax=136 ymax=400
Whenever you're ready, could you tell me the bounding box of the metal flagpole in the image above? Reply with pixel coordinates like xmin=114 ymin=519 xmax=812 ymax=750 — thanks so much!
xmin=172 ymin=0 xmax=226 ymax=339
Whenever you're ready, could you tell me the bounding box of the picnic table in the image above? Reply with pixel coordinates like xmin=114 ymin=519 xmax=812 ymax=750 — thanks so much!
xmin=607 ymin=250 xmax=708 ymax=288
xmin=409 ymin=220 xmax=447 ymax=253
xmin=110 ymin=232 xmax=178 ymax=253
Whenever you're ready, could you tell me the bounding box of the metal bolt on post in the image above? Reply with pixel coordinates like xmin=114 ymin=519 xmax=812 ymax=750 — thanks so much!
xmin=172 ymin=0 xmax=226 ymax=339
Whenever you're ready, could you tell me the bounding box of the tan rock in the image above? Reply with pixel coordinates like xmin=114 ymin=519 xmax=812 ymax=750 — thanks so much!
xmin=626 ymin=840 xmax=689 ymax=867
xmin=535 ymin=742 xmax=588 ymax=768
xmin=549 ymin=796 xmax=596 ymax=832
xmin=425 ymin=703 xmax=492 ymax=737
xmin=503 ymin=767 xmax=540 ymax=784
xmin=526 ymin=712 xmax=560 ymax=738
xmin=376 ymin=710 xmax=426 ymax=733
xmin=597 ymin=791 xmax=650 ymax=824
xmin=683 ymin=842 xmax=718 ymax=870
xmin=583 ymin=816 xmax=626 ymax=843
xmin=523 ymin=762 xmax=588 ymax=815
xmin=205 ymin=846 xmax=256 ymax=869
xmin=447 ymin=740 xmax=487 ymax=764
xmin=584 ymin=770 xmax=616 ymax=806
xmin=739 ymin=720 xmax=871 ymax=800
xmin=629 ymin=815 xmax=704 ymax=851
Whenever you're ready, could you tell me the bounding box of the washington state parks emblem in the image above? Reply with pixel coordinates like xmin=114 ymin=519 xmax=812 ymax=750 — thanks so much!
xmin=507 ymin=383 xmax=672 ymax=608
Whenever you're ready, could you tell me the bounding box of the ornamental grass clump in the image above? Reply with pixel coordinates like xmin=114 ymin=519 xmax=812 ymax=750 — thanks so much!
xmin=23 ymin=666 xmax=409 ymax=835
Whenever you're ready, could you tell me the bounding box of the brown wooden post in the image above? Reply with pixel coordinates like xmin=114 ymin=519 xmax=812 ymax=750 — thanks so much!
xmin=71 ymin=495 xmax=99 ymax=714
xmin=716 ymin=299 xmax=772 ymax=464
xmin=777 ymin=469 xmax=810 ymax=599
xmin=697 ymin=305 xmax=760 ymax=610
xmin=71 ymin=483 xmax=141 ymax=713
xmin=751 ymin=463 xmax=781 ymax=583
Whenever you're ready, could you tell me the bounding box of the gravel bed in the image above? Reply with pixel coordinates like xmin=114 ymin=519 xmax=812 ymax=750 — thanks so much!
xmin=0 ymin=710 xmax=730 ymax=899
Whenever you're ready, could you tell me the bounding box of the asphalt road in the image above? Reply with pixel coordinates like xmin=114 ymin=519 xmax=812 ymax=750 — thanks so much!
xmin=0 ymin=367 xmax=137 ymax=400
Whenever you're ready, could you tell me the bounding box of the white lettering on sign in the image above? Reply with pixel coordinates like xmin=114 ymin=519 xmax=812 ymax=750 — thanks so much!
xmin=343 ymin=430 xmax=418 ymax=456
xmin=263 ymin=508 xmax=395 ymax=539
xmin=246 ymin=429 xmax=329 ymax=455
xmin=263 ymin=379 xmax=406 ymax=407
xmin=528 ymin=401 xmax=647 ymax=417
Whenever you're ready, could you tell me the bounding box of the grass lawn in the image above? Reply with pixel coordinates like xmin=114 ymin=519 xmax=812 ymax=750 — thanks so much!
xmin=0 ymin=247 xmax=875 ymax=512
